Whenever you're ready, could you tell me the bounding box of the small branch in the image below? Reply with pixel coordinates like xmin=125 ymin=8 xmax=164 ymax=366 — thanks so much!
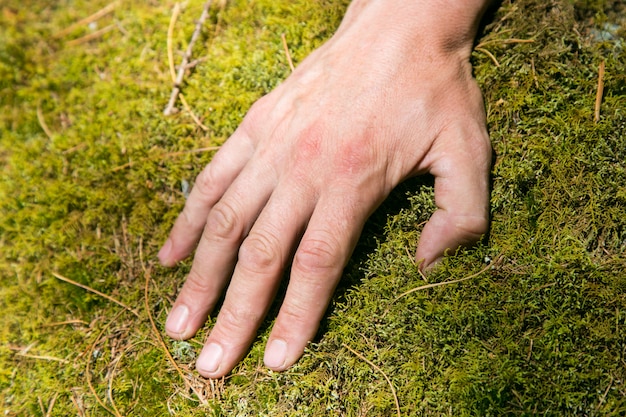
xmin=52 ymin=271 xmax=140 ymax=318
xmin=165 ymin=3 xmax=210 ymax=130
xmin=342 ymin=343 xmax=401 ymax=417
xmin=595 ymin=60 xmax=605 ymax=123
xmin=54 ymin=0 xmax=120 ymax=38
xmin=66 ymin=24 xmax=116 ymax=47
xmin=281 ymin=33 xmax=295 ymax=72
xmin=164 ymin=0 xmax=214 ymax=116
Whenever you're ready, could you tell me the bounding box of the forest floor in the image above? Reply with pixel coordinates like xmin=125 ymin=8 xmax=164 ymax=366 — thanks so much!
xmin=1 ymin=0 xmax=626 ymax=415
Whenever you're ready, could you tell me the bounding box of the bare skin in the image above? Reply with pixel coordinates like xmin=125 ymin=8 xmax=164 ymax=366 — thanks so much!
xmin=158 ymin=0 xmax=493 ymax=378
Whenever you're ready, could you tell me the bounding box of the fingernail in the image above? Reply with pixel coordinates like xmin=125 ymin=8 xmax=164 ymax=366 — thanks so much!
xmin=197 ymin=343 xmax=223 ymax=374
xmin=165 ymin=305 xmax=189 ymax=338
xmin=264 ymin=339 xmax=287 ymax=369
xmin=158 ymin=239 xmax=172 ymax=266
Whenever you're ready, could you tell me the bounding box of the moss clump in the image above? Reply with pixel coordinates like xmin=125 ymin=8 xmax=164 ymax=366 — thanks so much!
xmin=1 ymin=0 xmax=625 ymax=415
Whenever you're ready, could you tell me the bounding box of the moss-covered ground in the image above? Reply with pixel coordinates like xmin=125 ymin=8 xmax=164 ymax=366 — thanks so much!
xmin=1 ymin=0 xmax=625 ymax=415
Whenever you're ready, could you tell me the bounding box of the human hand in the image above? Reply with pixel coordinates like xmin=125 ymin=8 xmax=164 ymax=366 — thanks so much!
xmin=158 ymin=0 xmax=492 ymax=378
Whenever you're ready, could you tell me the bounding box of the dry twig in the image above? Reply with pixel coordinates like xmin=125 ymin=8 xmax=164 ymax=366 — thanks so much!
xmin=52 ymin=271 xmax=140 ymax=318
xmin=67 ymin=24 xmax=117 ymax=47
xmin=595 ymin=60 xmax=605 ymax=123
xmin=164 ymin=0 xmax=214 ymax=116
xmin=166 ymin=2 xmax=210 ymax=130
xmin=342 ymin=343 xmax=401 ymax=417
xmin=54 ymin=0 xmax=120 ymax=38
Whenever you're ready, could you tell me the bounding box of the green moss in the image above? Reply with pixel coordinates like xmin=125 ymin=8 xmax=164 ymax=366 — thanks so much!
xmin=1 ymin=0 xmax=625 ymax=415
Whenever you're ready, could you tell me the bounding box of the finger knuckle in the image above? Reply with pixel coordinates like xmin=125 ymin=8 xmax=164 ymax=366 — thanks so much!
xmin=194 ymin=164 xmax=217 ymax=198
xmin=294 ymin=233 xmax=340 ymax=273
xmin=183 ymin=268 xmax=216 ymax=295
xmin=278 ymin=299 xmax=311 ymax=327
xmin=238 ymin=232 xmax=282 ymax=274
xmin=205 ymin=200 xmax=243 ymax=241
xmin=218 ymin=304 xmax=263 ymax=333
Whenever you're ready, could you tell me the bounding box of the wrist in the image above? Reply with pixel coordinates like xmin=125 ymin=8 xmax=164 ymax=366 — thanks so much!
xmin=343 ymin=0 xmax=491 ymax=59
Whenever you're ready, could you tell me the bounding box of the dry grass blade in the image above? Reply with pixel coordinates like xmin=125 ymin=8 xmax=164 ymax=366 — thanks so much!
xmin=475 ymin=47 xmax=500 ymax=67
xmin=15 ymin=352 xmax=70 ymax=364
xmin=36 ymin=103 xmax=54 ymax=140
xmin=54 ymin=0 xmax=120 ymax=38
xmin=281 ymin=33 xmax=295 ymax=72
xmin=475 ymin=38 xmax=535 ymax=48
xmin=391 ymin=255 xmax=503 ymax=305
xmin=86 ymin=312 xmax=125 ymax=417
xmin=342 ymin=343 xmax=401 ymax=417
xmin=42 ymin=319 xmax=89 ymax=327
xmin=45 ymin=392 xmax=59 ymax=417
xmin=52 ymin=271 xmax=140 ymax=318
xmin=474 ymin=38 xmax=534 ymax=68
xmin=110 ymin=146 xmax=220 ymax=172
xmin=140 ymin=243 xmax=208 ymax=405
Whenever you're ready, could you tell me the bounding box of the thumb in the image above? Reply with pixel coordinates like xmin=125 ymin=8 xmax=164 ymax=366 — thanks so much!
xmin=415 ymin=127 xmax=491 ymax=268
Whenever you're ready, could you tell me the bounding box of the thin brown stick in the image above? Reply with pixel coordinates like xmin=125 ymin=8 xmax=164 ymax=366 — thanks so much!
xmin=595 ymin=60 xmax=605 ymax=123
xmin=281 ymin=33 xmax=295 ymax=72
xmin=167 ymin=3 xmax=182 ymax=82
xmin=164 ymin=0 xmax=214 ymax=115
xmin=52 ymin=271 xmax=140 ymax=318
xmin=67 ymin=24 xmax=116 ymax=47
xmin=140 ymin=243 xmax=208 ymax=405
xmin=166 ymin=3 xmax=210 ymax=130
xmin=36 ymin=103 xmax=54 ymax=139
xmin=391 ymin=255 xmax=502 ymax=304
xmin=342 ymin=343 xmax=401 ymax=417
xmin=54 ymin=0 xmax=120 ymax=38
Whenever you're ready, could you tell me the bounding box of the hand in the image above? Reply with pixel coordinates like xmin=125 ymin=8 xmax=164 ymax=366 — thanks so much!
xmin=158 ymin=0 xmax=492 ymax=378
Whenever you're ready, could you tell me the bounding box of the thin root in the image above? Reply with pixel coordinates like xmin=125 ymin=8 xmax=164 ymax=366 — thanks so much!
xmin=342 ymin=343 xmax=401 ymax=417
